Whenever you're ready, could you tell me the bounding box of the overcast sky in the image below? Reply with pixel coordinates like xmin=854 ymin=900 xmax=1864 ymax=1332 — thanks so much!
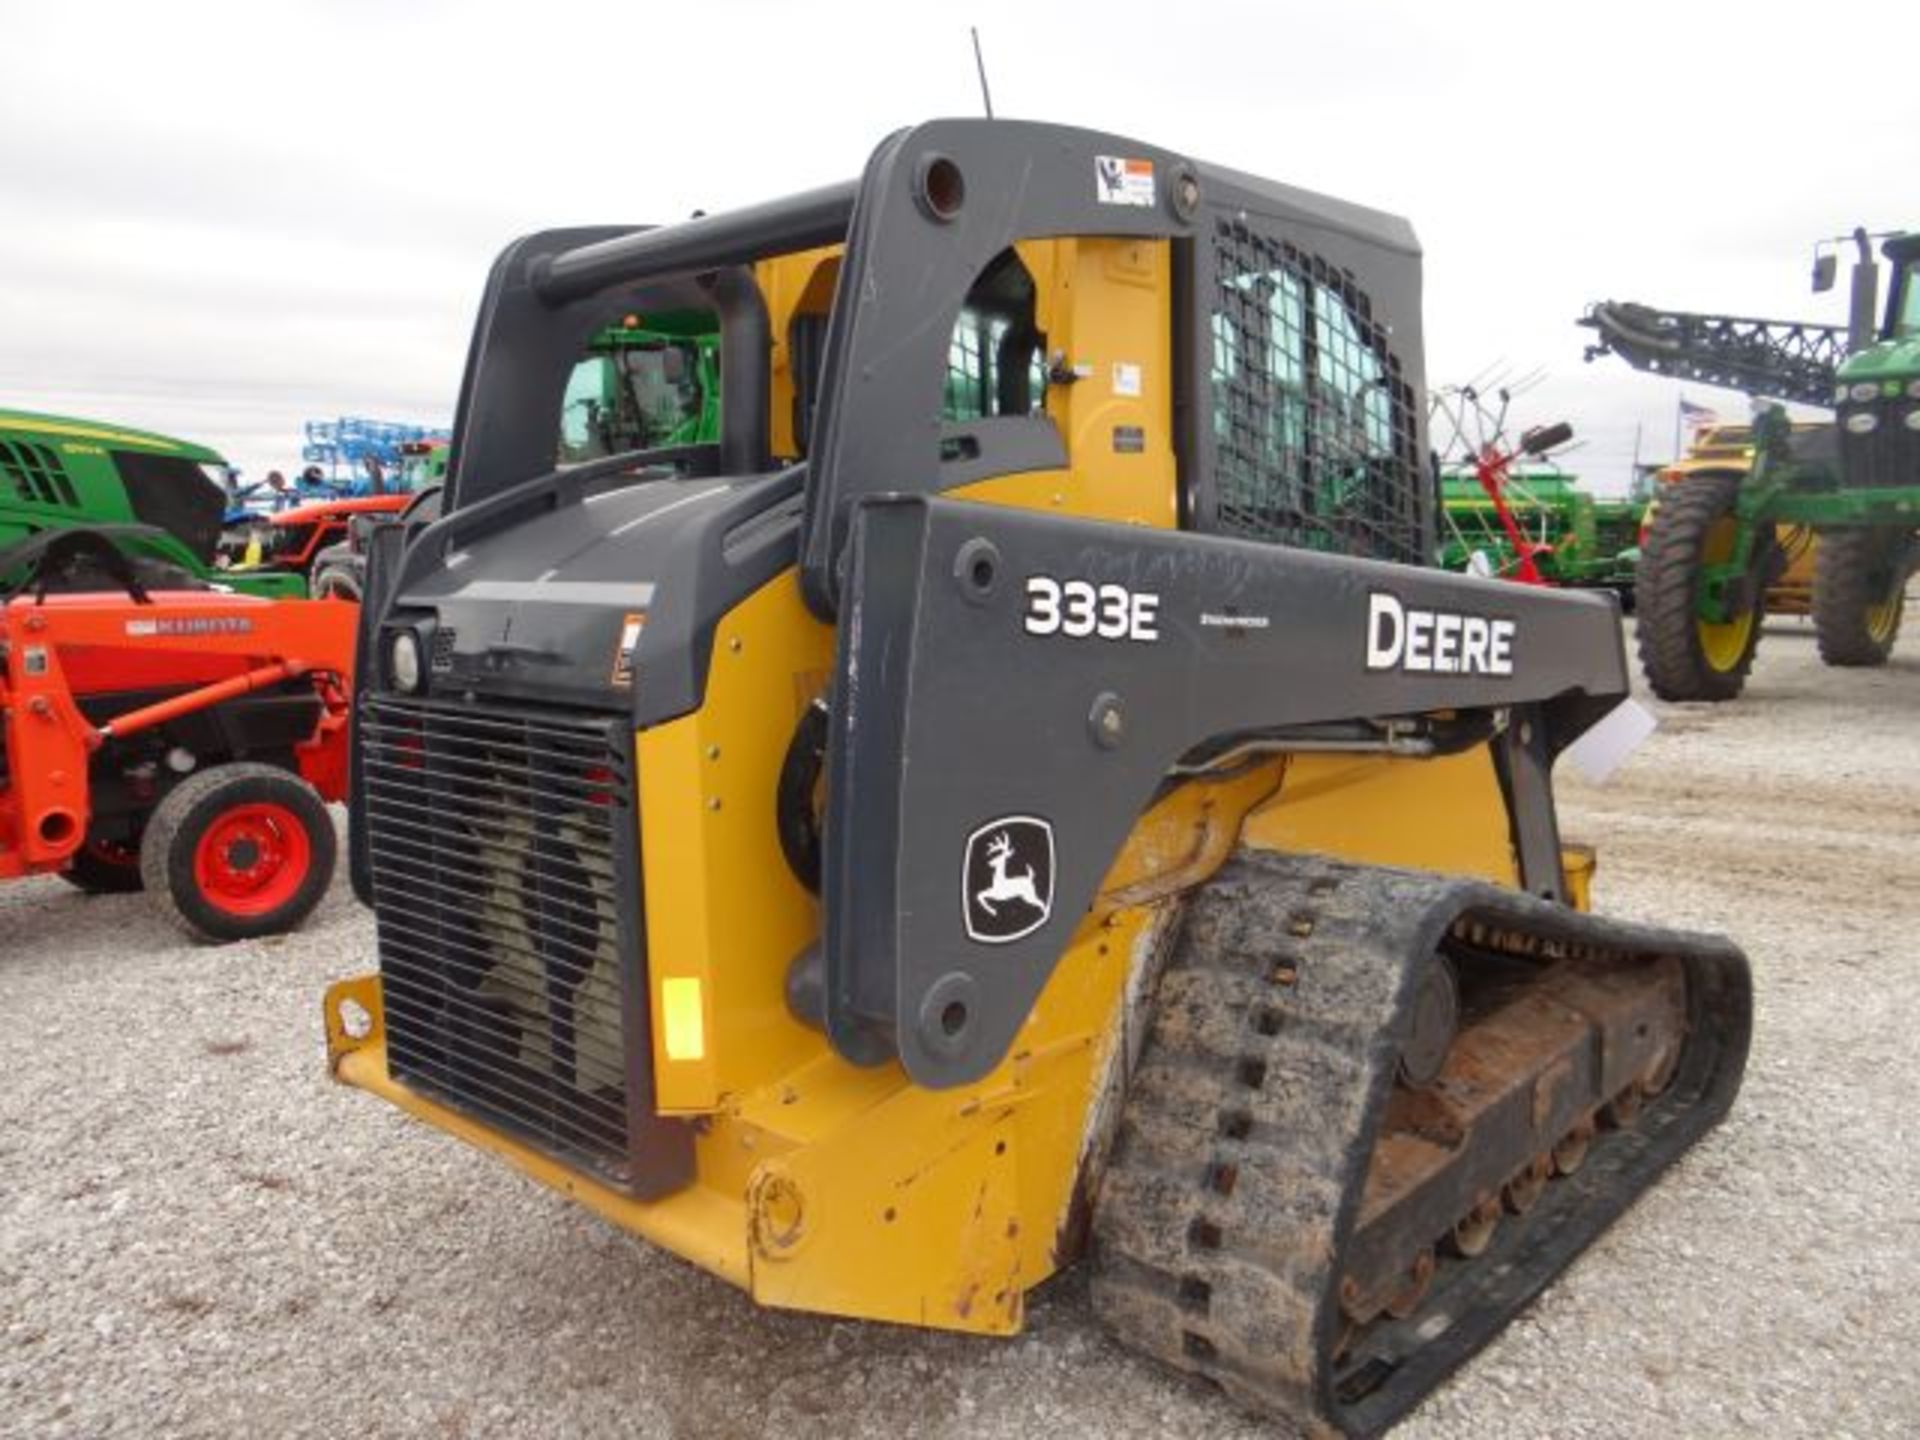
xmin=2 ymin=1 xmax=1908 ymax=493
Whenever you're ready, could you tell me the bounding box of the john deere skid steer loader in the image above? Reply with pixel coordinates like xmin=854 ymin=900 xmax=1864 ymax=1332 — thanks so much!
xmin=325 ymin=121 xmax=1751 ymax=1436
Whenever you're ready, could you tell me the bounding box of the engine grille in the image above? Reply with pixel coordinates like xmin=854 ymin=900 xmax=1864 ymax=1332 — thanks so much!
xmin=1839 ymin=402 xmax=1920 ymax=490
xmin=361 ymin=693 xmax=642 ymax=1189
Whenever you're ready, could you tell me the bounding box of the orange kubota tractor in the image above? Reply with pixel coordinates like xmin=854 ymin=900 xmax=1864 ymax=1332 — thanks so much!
xmin=1 ymin=530 xmax=353 ymax=939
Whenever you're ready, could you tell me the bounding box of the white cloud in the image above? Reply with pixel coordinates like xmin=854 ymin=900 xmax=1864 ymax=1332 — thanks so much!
xmin=2 ymin=0 xmax=1907 ymax=487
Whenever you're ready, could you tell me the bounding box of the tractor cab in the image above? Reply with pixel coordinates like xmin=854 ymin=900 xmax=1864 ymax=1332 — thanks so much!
xmin=560 ymin=318 xmax=720 ymax=464
xmin=1886 ymin=234 xmax=1920 ymax=337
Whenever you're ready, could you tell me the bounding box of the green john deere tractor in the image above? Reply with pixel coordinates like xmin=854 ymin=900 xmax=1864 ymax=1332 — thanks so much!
xmin=1583 ymin=228 xmax=1920 ymax=700
xmin=560 ymin=315 xmax=721 ymax=462
xmin=0 ymin=410 xmax=304 ymax=598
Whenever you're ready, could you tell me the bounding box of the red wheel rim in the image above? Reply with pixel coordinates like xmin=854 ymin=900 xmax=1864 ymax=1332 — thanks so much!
xmin=191 ymin=802 xmax=312 ymax=916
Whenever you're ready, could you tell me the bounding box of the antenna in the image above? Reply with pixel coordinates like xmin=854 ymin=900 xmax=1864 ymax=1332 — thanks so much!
xmin=971 ymin=27 xmax=995 ymax=118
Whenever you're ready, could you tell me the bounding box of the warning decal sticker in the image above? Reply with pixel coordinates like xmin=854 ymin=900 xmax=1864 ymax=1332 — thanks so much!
xmin=611 ymin=611 xmax=646 ymax=687
xmin=1095 ymin=155 xmax=1155 ymax=207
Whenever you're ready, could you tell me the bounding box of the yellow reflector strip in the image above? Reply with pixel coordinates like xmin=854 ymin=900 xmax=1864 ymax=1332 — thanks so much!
xmin=662 ymin=976 xmax=706 ymax=1061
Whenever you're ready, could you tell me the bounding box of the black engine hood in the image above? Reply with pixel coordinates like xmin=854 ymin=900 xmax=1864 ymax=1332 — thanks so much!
xmin=386 ymin=468 xmax=803 ymax=722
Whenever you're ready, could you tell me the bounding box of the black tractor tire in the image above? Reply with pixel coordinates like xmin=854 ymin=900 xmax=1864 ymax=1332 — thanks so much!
xmin=1635 ymin=474 xmax=1764 ymax=702
xmin=60 ymin=839 xmax=146 ymax=894
xmin=311 ymin=563 xmax=363 ymax=602
xmin=139 ymin=763 xmax=337 ymax=943
xmin=1812 ymin=527 xmax=1908 ymax=667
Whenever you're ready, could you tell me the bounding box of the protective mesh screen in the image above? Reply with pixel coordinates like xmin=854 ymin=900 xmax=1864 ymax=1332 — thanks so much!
xmin=1209 ymin=219 xmax=1425 ymax=563
xmin=364 ymin=695 xmax=642 ymax=1190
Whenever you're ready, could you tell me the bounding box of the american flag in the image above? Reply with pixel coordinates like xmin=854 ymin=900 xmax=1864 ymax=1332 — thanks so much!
xmin=1679 ymin=397 xmax=1718 ymax=429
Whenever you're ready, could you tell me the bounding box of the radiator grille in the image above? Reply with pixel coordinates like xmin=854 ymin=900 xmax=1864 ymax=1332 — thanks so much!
xmin=1839 ymin=401 xmax=1920 ymax=490
xmin=1209 ymin=219 xmax=1426 ymax=564
xmin=361 ymin=693 xmax=640 ymax=1189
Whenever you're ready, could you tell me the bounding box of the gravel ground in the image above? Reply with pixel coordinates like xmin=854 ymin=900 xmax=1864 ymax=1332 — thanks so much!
xmin=4 ymin=617 xmax=1918 ymax=1439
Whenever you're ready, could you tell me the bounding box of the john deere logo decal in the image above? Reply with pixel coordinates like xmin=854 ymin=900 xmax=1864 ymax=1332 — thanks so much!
xmin=962 ymin=816 xmax=1055 ymax=944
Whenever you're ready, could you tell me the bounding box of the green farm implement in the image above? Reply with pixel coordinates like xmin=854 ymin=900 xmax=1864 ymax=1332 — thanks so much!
xmin=1438 ymin=465 xmax=1644 ymax=598
xmin=1429 ymin=383 xmax=1644 ymax=601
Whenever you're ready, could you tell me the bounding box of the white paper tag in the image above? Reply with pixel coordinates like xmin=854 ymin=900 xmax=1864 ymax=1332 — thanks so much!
xmin=1561 ymin=697 xmax=1657 ymax=784
xmin=1112 ymin=362 xmax=1142 ymax=397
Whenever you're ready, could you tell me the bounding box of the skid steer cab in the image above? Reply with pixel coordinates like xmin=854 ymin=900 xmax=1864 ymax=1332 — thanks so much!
xmin=326 ymin=121 xmax=1751 ymax=1437
xmin=1 ymin=529 xmax=353 ymax=940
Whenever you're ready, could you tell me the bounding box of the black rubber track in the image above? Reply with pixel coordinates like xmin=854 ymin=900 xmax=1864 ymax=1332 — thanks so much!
xmin=1634 ymin=473 xmax=1762 ymax=701
xmin=1089 ymin=850 xmax=1751 ymax=1439
xmin=1812 ymin=527 xmax=1907 ymax=667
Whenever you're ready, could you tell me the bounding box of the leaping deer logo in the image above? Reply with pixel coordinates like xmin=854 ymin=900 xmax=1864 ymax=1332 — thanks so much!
xmin=975 ymin=830 xmax=1044 ymax=918
xmin=963 ymin=816 xmax=1055 ymax=944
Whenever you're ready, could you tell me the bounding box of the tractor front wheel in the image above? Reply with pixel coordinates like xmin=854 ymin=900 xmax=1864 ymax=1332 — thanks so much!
xmin=1635 ymin=474 xmax=1765 ymax=702
xmin=1812 ymin=527 xmax=1910 ymax=667
xmin=140 ymin=763 xmax=337 ymax=942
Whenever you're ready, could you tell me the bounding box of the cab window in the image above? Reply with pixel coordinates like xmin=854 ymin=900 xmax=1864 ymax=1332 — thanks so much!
xmin=1895 ymin=263 xmax=1920 ymax=337
xmin=944 ymin=250 xmax=1047 ymax=422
